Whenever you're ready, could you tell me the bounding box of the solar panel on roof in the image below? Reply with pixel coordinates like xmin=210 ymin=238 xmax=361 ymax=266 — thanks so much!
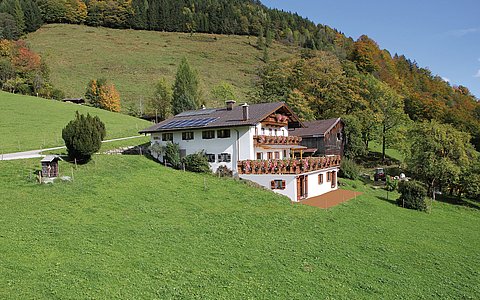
xmin=176 ymin=109 xmax=216 ymax=117
xmin=160 ymin=117 xmax=218 ymax=129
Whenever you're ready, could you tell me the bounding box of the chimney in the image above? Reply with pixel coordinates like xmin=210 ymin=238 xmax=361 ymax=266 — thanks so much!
xmin=242 ymin=103 xmax=249 ymax=121
xmin=226 ymin=100 xmax=236 ymax=111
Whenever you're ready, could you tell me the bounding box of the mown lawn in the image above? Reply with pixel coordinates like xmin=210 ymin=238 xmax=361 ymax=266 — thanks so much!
xmin=0 ymin=155 xmax=478 ymax=298
xmin=26 ymin=24 xmax=297 ymax=106
xmin=0 ymin=91 xmax=151 ymax=153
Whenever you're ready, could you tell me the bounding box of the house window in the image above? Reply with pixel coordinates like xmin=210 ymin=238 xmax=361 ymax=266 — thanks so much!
xmin=162 ymin=133 xmax=173 ymax=141
xmin=202 ymin=130 xmax=215 ymax=139
xmin=269 ymin=128 xmax=273 ymax=135
xmin=218 ymin=153 xmax=231 ymax=162
xmin=206 ymin=153 xmax=216 ymax=163
xmin=274 ymin=129 xmax=278 ymax=136
xmin=283 ymin=150 xmax=287 ymax=158
xmin=274 ymin=152 xmax=280 ymax=159
xmin=257 ymin=152 xmax=263 ymax=160
xmin=182 ymin=132 xmax=194 ymax=140
xmin=267 ymin=152 xmax=273 ymax=160
xmin=271 ymin=179 xmax=286 ymax=190
xmin=318 ymin=174 xmax=324 ymax=184
xmin=153 ymin=136 xmax=160 ymax=140
xmin=261 ymin=128 xmax=265 ymax=135
xmin=327 ymin=172 xmax=331 ymax=182
xmin=217 ymin=129 xmax=231 ymax=138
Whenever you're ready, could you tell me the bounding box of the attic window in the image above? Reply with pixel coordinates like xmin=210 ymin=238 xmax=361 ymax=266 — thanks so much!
xmin=182 ymin=132 xmax=194 ymax=140
xmin=202 ymin=130 xmax=215 ymax=139
xmin=162 ymin=133 xmax=173 ymax=141
xmin=217 ymin=129 xmax=231 ymax=138
xmin=337 ymin=132 xmax=342 ymax=141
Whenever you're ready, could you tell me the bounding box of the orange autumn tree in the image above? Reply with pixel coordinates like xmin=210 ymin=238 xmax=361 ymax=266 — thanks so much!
xmin=85 ymin=78 xmax=121 ymax=112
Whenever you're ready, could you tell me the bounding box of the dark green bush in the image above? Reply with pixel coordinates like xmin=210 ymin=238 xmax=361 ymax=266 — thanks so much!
xmin=62 ymin=112 xmax=105 ymax=162
xmin=182 ymin=151 xmax=210 ymax=173
xmin=339 ymin=158 xmax=360 ymax=180
xmin=397 ymin=180 xmax=428 ymax=211
xmin=164 ymin=142 xmax=181 ymax=169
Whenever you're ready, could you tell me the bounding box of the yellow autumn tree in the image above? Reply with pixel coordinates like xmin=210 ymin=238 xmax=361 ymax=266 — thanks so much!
xmin=85 ymin=78 xmax=120 ymax=112
xmin=99 ymin=83 xmax=121 ymax=112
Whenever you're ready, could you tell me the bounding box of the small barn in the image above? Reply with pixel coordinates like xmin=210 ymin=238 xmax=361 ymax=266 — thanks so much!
xmin=41 ymin=155 xmax=61 ymax=178
xmin=289 ymin=118 xmax=345 ymax=157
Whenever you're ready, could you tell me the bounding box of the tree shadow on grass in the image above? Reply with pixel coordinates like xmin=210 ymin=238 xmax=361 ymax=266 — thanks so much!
xmin=376 ymin=196 xmax=397 ymax=206
xmin=435 ymin=195 xmax=480 ymax=210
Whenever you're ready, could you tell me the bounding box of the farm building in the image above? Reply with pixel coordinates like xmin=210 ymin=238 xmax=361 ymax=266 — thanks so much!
xmin=289 ymin=118 xmax=345 ymax=157
xmin=140 ymin=101 xmax=341 ymax=202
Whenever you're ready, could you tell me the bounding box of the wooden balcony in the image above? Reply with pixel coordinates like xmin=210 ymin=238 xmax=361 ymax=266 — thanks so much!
xmin=254 ymin=135 xmax=302 ymax=146
xmin=237 ymin=155 xmax=341 ymax=175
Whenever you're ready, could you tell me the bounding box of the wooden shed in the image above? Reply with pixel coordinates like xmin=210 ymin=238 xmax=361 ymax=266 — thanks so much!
xmin=41 ymin=155 xmax=61 ymax=178
xmin=289 ymin=118 xmax=345 ymax=157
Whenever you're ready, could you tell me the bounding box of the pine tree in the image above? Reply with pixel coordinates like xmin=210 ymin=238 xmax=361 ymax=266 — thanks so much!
xmin=0 ymin=0 xmax=25 ymax=34
xmin=172 ymin=57 xmax=200 ymax=115
xmin=62 ymin=111 xmax=105 ymax=162
xmin=21 ymin=0 xmax=42 ymax=33
xmin=256 ymin=26 xmax=265 ymax=50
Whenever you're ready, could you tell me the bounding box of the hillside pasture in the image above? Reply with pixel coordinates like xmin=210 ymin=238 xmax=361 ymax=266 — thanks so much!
xmin=26 ymin=24 xmax=297 ymax=108
xmin=0 ymin=92 xmax=151 ymax=153
xmin=0 ymin=155 xmax=478 ymax=298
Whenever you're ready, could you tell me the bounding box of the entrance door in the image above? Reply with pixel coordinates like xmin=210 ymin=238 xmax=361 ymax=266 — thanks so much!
xmin=331 ymin=171 xmax=337 ymax=188
xmin=297 ymin=175 xmax=309 ymax=200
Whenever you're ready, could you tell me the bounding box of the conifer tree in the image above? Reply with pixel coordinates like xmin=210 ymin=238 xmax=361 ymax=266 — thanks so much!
xmin=172 ymin=57 xmax=200 ymax=115
xmin=62 ymin=111 xmax=106 ymax=162
xmin=21 ymin=0 xmax=42 ymax=33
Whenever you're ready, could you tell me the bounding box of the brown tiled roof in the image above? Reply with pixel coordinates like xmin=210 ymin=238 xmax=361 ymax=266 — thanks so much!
xmin=139 ymin=102 xmax=303 ymax=133
xmin=289 ymin=118 xmax=342 ymax=137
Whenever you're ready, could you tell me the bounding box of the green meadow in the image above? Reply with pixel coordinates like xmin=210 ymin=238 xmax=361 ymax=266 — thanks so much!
xmin=0 ymin=91 xmax=151 ymax=153
xmin=0 ymin=155 xmax=478 ymax=298
xmin=26 ymin=24 xmax=296 ymax=107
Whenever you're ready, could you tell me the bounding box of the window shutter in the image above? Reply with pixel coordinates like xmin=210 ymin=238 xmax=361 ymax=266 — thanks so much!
xmin=271 ymin=180 xmax=275 ymax=189
xmin=281 ymin=180 xmax=286 ymax=190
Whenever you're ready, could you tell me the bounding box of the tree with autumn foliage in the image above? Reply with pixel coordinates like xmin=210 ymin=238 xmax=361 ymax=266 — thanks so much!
xmin=85 ymin=78 xmax=121 ymax=112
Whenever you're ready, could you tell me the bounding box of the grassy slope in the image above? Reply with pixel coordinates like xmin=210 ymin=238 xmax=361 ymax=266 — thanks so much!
xmin=0 ymin=91 xmax=151 ymax=153
xmin=26 ymin=24 xmax=296 ymax=107
xmin=0 ymin=155 xmax=478 ymax=298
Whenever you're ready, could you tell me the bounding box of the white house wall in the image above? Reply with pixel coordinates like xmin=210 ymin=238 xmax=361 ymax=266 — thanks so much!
xmin=151 ymin=126 xmax=253 ymax=173
xmin=239 ymin=174 xmax=298 ymax=201
xmin=305 ymin=167 xmax=339 ymax=199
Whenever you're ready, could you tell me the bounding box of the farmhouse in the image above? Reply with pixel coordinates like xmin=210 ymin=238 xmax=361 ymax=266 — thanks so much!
xmin=140 ymin=101 xmax=341 ymax=202
xmin=290 ymin=118 xmax=345 ymax=157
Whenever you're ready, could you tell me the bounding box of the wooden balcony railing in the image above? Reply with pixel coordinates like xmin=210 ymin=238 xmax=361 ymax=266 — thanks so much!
xmin=237 ymin=155 xmax=341 ymax=175
xmin=254 ymin=135 xmax=302 ymax=146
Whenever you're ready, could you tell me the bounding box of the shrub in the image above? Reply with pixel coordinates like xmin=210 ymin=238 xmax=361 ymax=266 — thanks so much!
xmin=216 ymin=165 xmax=233 ymax=177
xmin=397 ymin=180 xmax=428 ymax=212
xmin=385 ymin=176 xmax=398 ymax=192
xmin=164 ymin=142 xmax=181 ymax=169
xmin=62 ymin=112 xmax=105 ymax=162
xmin=183 ymin=151 xmax=210 ymax=173
xmin=339 ymin=158 xmax=360 ymax=180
